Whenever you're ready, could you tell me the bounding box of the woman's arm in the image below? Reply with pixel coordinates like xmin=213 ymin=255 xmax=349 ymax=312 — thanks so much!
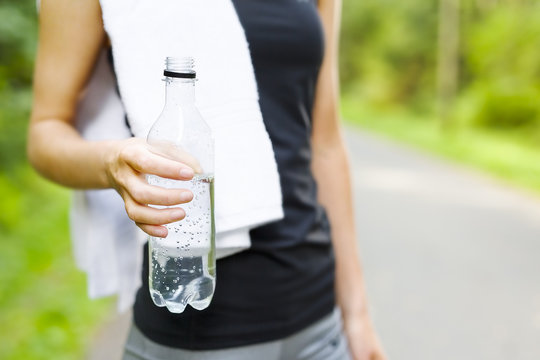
xmin=28 ymin=0 xmax=194 ymax=238
xmin=313 ymin=1 xmax=386 ymax=359
xmin=29 ymin=0 xmax=111 ymax=188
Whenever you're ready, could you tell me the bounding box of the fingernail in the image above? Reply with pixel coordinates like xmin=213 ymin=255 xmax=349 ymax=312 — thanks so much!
xmin=180 ymin=168 xmax=194 ymax=178
xmin=180 ymin=191 xmax=193 ymax=202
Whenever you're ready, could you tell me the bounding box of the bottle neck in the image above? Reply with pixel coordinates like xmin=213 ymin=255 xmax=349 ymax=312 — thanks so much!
xmin=165 ymin=78 xmax=195 ymax=106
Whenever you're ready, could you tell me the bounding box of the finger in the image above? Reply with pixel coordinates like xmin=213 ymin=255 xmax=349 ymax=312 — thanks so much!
xmin=127 ymin=175 xmax=194 ymax=206
xmin=147 ymin=141 xmax=203 ymax=173
xmin=123 ymin=146 xmax=194 ymax=180
xmin=124 ymin=195 xmax=186 ymax=225
xmin=137 ymin=223 xmax=168 ymax=238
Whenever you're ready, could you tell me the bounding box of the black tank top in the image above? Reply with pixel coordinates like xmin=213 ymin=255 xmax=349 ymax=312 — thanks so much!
xmin=133 ymin=0 xmax=336 ymax=349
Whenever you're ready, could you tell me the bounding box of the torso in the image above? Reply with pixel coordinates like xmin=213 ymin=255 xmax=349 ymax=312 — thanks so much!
xmin=133 ymin=0 xmax=336 ymax=349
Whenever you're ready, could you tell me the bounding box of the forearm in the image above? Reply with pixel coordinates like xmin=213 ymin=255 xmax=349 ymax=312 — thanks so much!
xmin=27 ymin=118 xmax=115 ymax=189
xmin=312 ymin=136 xmax=369 ymax=317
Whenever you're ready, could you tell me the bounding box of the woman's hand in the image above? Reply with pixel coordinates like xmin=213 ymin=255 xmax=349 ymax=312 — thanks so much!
xmin=344 ymin=312 xmax=387 ymax=360
xmin=105 ymin=138 xmax=195 ymax=238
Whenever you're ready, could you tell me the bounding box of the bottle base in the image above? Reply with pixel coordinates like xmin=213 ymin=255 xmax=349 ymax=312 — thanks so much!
xmin=150 ymin=276 xmax=215 ymax=313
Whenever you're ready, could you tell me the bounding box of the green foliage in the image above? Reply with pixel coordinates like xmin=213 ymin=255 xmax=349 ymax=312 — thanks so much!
xmin=460 ymin=3 xmax=540 ymax=130
xmin=463 ymin=3 xmax=540 ymax=87
xmin=0 ymin=168 xmax=112 ymax=360
xmin=0 ymin=0 xmax=37 ymax=172
xmin=0 ymin=0 xmax=37 ymax=90
xmin=341 ymin=0 xmax=540 ymax=130
xmin=0 ymin=89 xmax=32 ymax=172
xmin=340 ymin=0 xmax=438 ymax=107
xmin=473 ymin=85 xmax=540 ymax=129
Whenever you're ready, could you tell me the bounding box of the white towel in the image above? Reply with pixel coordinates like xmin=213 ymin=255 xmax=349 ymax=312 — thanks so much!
xmin=67 ymin=0 xmax=284 ymax=312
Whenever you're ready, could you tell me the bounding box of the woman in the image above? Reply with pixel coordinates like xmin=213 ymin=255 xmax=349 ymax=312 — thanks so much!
xmin=28 ymin=0 xmax=386 ymax=359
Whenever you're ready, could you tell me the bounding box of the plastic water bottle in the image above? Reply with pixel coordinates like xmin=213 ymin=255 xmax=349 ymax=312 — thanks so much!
xmin=146 ymin=57 xmax=215 ymax=313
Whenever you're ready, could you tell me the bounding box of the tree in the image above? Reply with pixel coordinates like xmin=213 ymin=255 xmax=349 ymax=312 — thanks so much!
xmin=437 ymin=0 xmax=460 ymax=127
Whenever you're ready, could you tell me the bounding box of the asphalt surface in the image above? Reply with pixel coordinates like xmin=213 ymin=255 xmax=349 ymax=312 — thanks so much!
xmin=347 ymin=128 xmax=540 ymax=360
xmin=87 ymin=127 xmax=540 ymax=359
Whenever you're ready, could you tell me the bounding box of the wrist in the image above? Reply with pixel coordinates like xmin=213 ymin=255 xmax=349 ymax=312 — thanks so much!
xmin=100 ymin=140 xmax=122 ymax=189
xmin=340 ymin=297 xmax=369 ymax=321
xmin=337 ymin=282 xmax=369 ymax=319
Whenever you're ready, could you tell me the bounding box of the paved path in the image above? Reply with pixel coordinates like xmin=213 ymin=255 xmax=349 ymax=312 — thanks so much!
xmin=88 ymin=127 xmax=540 ymax=359
xmin=346 ymin=128 xmax=540 ymax=360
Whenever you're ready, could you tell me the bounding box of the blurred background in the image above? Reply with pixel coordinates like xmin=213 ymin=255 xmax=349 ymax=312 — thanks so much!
xmin=1 ymin=0 xmax=539 ymax=359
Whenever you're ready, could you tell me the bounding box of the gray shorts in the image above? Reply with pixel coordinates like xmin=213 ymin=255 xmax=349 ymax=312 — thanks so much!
xmin=123 ymin=307 xmax=352 ymax=360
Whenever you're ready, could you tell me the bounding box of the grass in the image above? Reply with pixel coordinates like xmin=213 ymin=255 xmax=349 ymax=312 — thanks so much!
xmin=341 ymin=95 xmax=540 ymax=195
xmin=0 ymin=166 xmax=112 ymax=360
